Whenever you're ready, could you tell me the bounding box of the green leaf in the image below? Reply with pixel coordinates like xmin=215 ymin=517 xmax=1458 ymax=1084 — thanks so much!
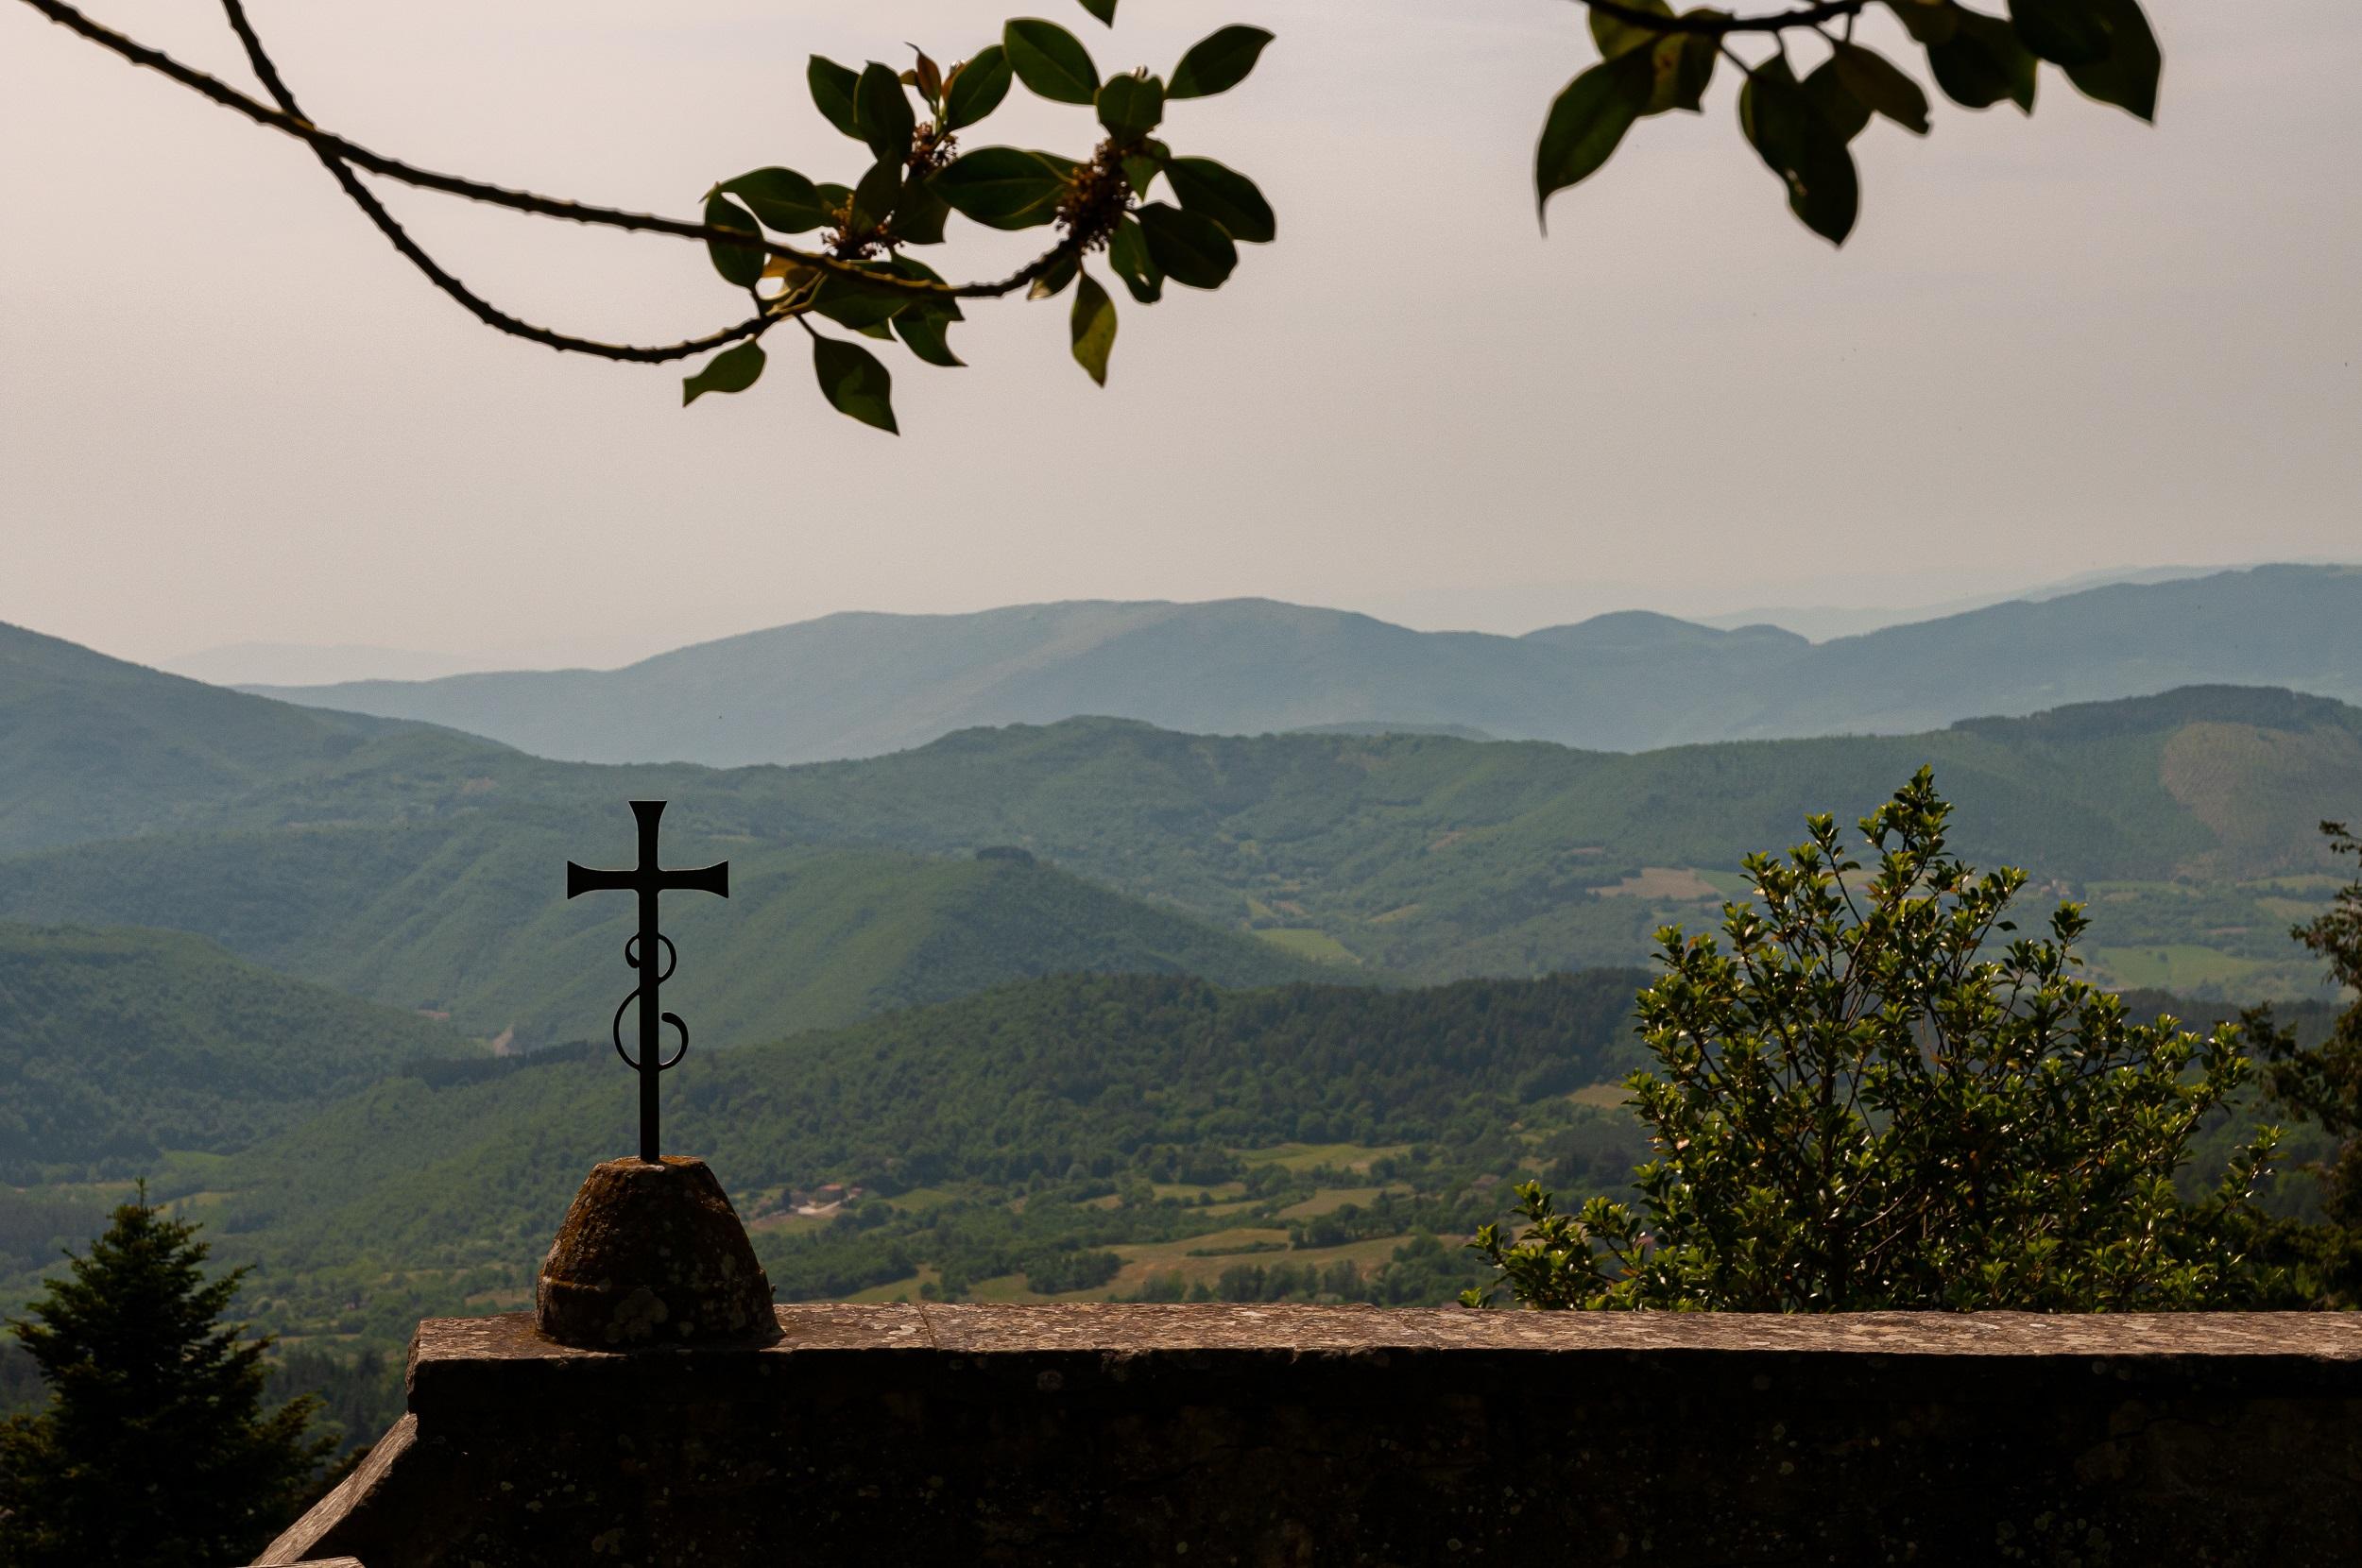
xmin=1028 ymin=254 xmax=1080 ymax=299
xmin=858 ymin=61 xmax=916 ymax=163
xmin=812 ymin=269 xmax=914 ymax=332
xmin=847 ymin=157 xmax=904 ymax=233
xmin=703 ymin=193 xmax=765 ymax=287
xmin=945 ymin=45 xmax=1015 ymax=130
xmin=1805 ymin=60 xmax=1873 ymax=144
xmin=812 ymin=335 xmax=898 ymax=434
xmin=808 ymin=56 xmax=864 ymax=140
xmin=1135 ymin=201 xmax=1237 ymax=289
xmin=1832 ymin=42 xmax=1932 ymax=134
xmin=1590 ymin=0 xmax=1671 ymax=60
xmin=1121 ymin=139 xmax=1169 ymax=198
xmin=1078 ymin=0 xmax=1117 ymax=23
xmin=2010 ymin=0 xmax=2112 ymax=66
xmin=1656 ymin=23 xmax=1721 ymax=114
xmin=1884 ymin=0 xmax=1960 ymax=43
xmin=893 ymin=310 xmax=964 ymax=367
xmin=1533 ymin=51 xmax=1653 ymax=228
xmin=1107 ymin=214 xmax=1163 ymax=303
xmin=681 ymin=341 xmax=766 ymax=406
xmin=1005 ymin=18 xmax=1100 ymax=105
xmin=1739 ymin=58 xmax=1859 ymax=246
xmin=718 ymin=168 xmax=834 ymax=233
xmin=894 ymin=178 xmax=950 ymax=246
xmin=1070 ymin=273 xmax=1117 ymax=385
xmin=1168 ymin=26 xmax=1274 ymax=99
xmin=1097 ymin=73 xmax=1166 ymax=139
xmin=1928 ymin=8 xmax=2037 ymax=112
xmin=1164 ymin=157 xmax=1275 ymax=244
xmin=2062 ymin=0 xmax=2159 ymax=122
xmin=934 ymin=146 xmax=1071 ymax=230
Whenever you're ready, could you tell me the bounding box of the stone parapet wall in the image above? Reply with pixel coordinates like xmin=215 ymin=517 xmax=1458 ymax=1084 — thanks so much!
xmin=262 ymin=1304 xmax=2362 ymax=1567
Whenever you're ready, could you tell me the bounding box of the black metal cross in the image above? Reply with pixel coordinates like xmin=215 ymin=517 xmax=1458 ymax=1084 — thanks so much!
xmin=565 ymin=800 xmax=729 ymax=1163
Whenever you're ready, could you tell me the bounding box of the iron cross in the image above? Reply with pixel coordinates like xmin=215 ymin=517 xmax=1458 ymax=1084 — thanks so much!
xmin=565 ymin=800 xmax=729 ymax=1163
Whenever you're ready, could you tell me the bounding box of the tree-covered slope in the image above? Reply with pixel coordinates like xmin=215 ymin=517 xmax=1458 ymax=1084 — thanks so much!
xmin=0 ymin=822 xmax=1340 ymax=1048
xmin=241 ymin=565 xmax=2362 ymax=763
xmin=194 ymin=970 xmax=1645 ymax=1310
xmin=0 ymin=923 xmax=462 ymax=1178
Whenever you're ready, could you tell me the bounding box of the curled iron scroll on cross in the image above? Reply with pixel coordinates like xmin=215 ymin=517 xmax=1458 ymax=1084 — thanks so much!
xmin=564 ymin=800 xmax=729 ymax=1163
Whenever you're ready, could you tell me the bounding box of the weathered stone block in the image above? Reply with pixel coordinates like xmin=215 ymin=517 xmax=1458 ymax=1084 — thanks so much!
xmin=260 ymin=1305 xmax=2362 ymax=1567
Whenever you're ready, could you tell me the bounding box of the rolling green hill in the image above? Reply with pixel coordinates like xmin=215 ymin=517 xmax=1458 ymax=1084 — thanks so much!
xmin=0 ymin=824 xmax=1340 ymax=1048
xmin=6 ymin=618 xmax=2358 ymax=1006
xmin=239 ymin=564 xmax=2362 ymax=763
xmin=145 ymin=969 xmax=1644 ymax=1334
xmin=0 ymin=922 xmax=463 ymax=1180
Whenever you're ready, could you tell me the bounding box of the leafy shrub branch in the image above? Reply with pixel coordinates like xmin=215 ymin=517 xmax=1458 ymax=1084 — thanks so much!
xmin=22 ymin=0 xmax=2161 ymax=428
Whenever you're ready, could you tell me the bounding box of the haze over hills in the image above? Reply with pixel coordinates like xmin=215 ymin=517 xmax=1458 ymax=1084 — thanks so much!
xmin=233 ymin=565 xmax=2362 ymax=766
xmin=3 ymin=617 xmax=2356 ymax=1008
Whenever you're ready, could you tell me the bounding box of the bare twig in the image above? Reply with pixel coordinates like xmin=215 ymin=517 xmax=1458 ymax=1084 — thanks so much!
xmin=21 ymin=0 xmax=1077 ymax=302
xmin=1583 ymin=0 xmax=1866 ymax=37
xmin=214 ymin=0 xmax=764 ymax=363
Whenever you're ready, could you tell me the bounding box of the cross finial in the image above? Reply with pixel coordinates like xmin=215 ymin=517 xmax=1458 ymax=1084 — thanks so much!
xmin=565 ymin=801 xmax=729 ymax=1163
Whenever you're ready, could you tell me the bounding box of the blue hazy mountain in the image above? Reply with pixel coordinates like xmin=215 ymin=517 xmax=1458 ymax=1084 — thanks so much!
xmin=238 ymin=564 xmax=2362 ymax=766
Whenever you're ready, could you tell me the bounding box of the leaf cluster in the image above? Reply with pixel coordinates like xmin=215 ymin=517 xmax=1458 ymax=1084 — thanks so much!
xmin=684 ymin=9 xmax=1277 ymax=427
xmin=1539 ymin=0 xmax=2161 ymax=244
xmin=1470 ymin=767 xmax=2289 ymax=1311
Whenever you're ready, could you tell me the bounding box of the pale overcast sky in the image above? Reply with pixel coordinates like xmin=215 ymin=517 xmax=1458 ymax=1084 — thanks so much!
xmin=3 ymin=0 xmax=2356 ymax=671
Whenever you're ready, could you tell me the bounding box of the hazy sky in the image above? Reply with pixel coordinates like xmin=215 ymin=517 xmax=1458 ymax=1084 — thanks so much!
xmin=4 ymin=0 xmax=2356 ymax=671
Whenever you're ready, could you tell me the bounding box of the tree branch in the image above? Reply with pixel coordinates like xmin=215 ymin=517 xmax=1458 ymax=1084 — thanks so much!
xmin=214 ymin=0 xmax=764 ymax=364
xmin=21 ymin=0 xmax=1073 ymax=302
xmin=1582 ymin=0 xmax=1867 ymax=36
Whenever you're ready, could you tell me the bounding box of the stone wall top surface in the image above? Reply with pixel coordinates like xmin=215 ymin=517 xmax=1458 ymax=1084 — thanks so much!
xmin=413 ymin=1302 xmax=2362 ymax=1373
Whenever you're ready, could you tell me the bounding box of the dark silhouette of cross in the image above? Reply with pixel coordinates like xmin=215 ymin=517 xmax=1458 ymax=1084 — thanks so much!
xmin=566 ymin=800 xmax=729 ymax=1163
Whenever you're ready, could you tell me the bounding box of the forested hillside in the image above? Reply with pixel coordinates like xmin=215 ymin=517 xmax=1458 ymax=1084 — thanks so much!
xmin=5 ymin=621 xmax=2358 ymax=1010
xmin=242 ymin=565 xmax=2362 ymax=763
xmin=0 ymin=923 xmax=461 ymax=1179
xmin=0 ymin=833 xmax=1337 ymax=1047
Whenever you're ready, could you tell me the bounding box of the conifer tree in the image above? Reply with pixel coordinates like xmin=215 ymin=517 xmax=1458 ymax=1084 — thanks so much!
xmin=0 ymin=1189 xmax=332 ymax=1568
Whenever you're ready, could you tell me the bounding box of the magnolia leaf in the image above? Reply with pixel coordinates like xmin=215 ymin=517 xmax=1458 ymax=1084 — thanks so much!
xmin=812 ymin=335 xmax=898 ymax=433
xmin=1928 ymin=8 xmax=2038 ymax=112
xmin=1832 ymin=42 xmax=1932 ymax=134
xmin=894 ymin=311 xmax=964 ymax=367
xmin=1884 ymin=0 xmax=1960 ymax=43
xmin=1070 ymin=273 xmax=1118 ymax=384
xmin=2010 ymin=0 xmax=2113 ymax=66
xmin=934 ymin=146 xmax=1071 ymax=230
xmin=1097 ymin=73 xmax=1166 ymax=139
xmin=857 ymin=61 xmax=917 ymax=163
xmin=1591 ymin=0 xmax=1672 ymax=60
xmin=1136 ymin=202 xmax=1237 ymax=289
xmin=1739 ymin=58 xmax=1859 ymax=245
xmin=808 ymin=56 xmax=864 ymax=140
xmin=1107 ymin=214 xmax=1163 ymax=303
xmin=703 ymin=193 xmax=765 ymax=287
xmin=1534 ymin=51 xmax=1653 ymax=227
xmin=1079 ymin=0 xmax=1117 ymax=23
xmin=1164 ymin=158 xmax=1275 ymax=244
xmin=718 ymin=168 xmax=833 ymax=232
xmin=945 ymin=45 xmax=1015 ymax=129
xmin=1168 ymin=26 xmax=1274 ymax=99
xmin=1005 ymin=17 xmax=1100 ymax=105
xmin=847 ymin=157 xmax=903 ymax=232
xmin=2062 ymin=0 xmax=2159 ymax=121
xmin=682 ymin=341 xmax=765 ymax=405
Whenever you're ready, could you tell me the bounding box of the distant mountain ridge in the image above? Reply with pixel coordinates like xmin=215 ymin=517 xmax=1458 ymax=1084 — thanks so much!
xmin=236 ymin=564 xmax=2362 ymax=765
xmin=5 ymin=609 xmax=2357 ymax=1011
